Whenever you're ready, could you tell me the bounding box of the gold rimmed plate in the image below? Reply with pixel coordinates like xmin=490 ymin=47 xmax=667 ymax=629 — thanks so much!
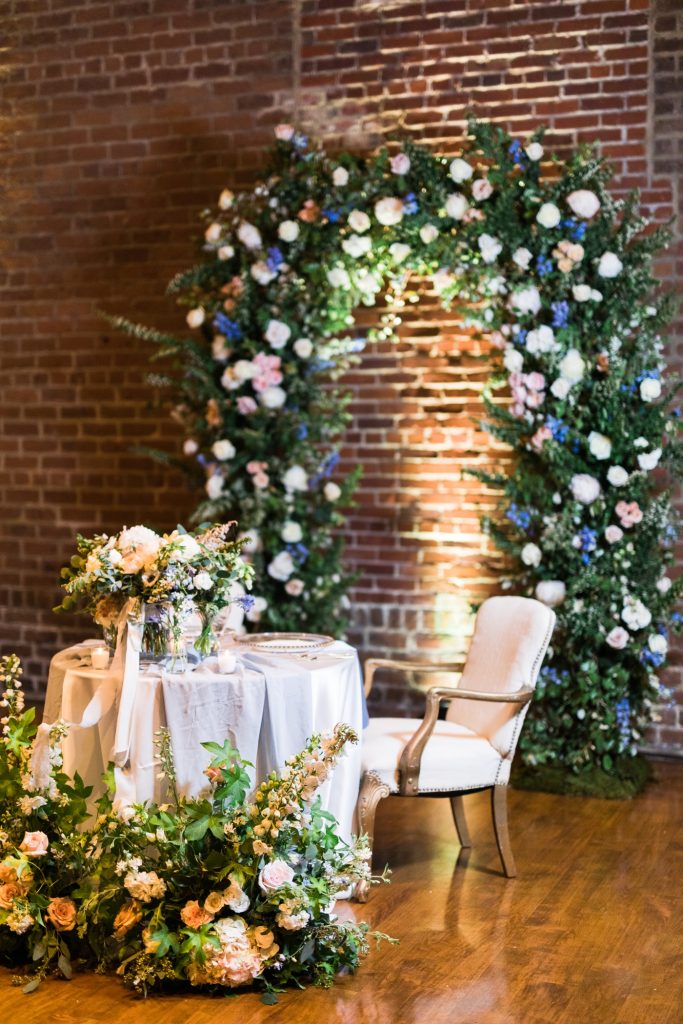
xmin=236 ymin=632 xmax=335 ymax=653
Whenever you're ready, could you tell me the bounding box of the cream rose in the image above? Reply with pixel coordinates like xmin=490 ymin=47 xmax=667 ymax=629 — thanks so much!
xmin=559 ymin=348 xmax=585 ymax=385
xmin=640 ymin=378 xmax=662 ymax=402
xmin=237 ymin=221 xmax=262 ymax=250
xmin=597 ymin=251 xmax=623 ymax=278
xmin=535 ymin=580 xmax=566 ymax=607
xmin=536 ymin=202 xmax=561 ymax=228
xmin=212 ymin=439 xmax=236 ymax=461
xmin=274 ymin=123 xmax=294 ymax=140
xmin=267 ymin=551 xmax=295 ymax=582
xmin=332 ymin=166 xmax=349 ymax=187
xmin=445 ymin=193 xmax=468 ymax=220
xmin=348 ymin=209 xmax=371 ymax=233
xmin=588 ymin=431 xmax=612 ymax=461
xmin=19 ymin=831 xmax=49 ymax=857
xmin=472 ymin=177 xmax=493 ymax=201
xmin=570 ymin=473 xmax=601 ymax=505
xmin=419 ymin=224 xmax=439 ymax=244
xmin=218 ymin=244 xmax=235 ymax=261
xmin=449 ymin=157 xmax=473 ymax=183
xmin=374 ymin=197 xmax=404 ymax=226
xmin=186 ymin=307 xmax=205 ymax=329
xmin=281 ymin=521 xmax=303 ymax=543
xmin=566 ymin=189 xmax=600 ymax=219
xmin=521 ymin=543 xmax=542 ymax=567
xmin=607 ymin=466 xmax=628 ymax=487
xmin=258 ymin=859 xmax=295 ymax=893
xmin=204 ymin=222 xmax=222 ymax=244
xmin=525 ymin=142 xmax=544 ymax=161
xmin=293 ymin=337 xmax=313 ymax=358
xmin=324 ymin=481 xmax=341 ymax=501
xmin=285 ymin=579 xmax=305 ymax=596
xmin=389 ymin=242 xmax=411 ymax=263
xmin=265 ymin=319 xmax=291 ymax=350
xmin=259 ymin=385 xmax=287 ymax=409
xmin=512 ymin=247 xmax=532 ymax=269
xmin=342 ymin=234 xmax=372 ymax=258
xmin=218 ymin=188 xmax=234 ymax=210
xmin=509 ymin=285 xmax=541 ymax=316
xmin=606 ymin=627 xmax=629 ymax=649
xmin=605 ymin=525 xmax=624 ymax=544
xmin=277 ymin=219 xmax=300 ymax=242
xmin=283 ymin=465 xmax=308 ymax=492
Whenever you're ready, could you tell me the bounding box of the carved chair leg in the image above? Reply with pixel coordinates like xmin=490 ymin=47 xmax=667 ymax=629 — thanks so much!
xmin=450 ymin=794 xmax=472 ymax=849
xmin=355 ymin=771 xmax=390 ymax=902
xmin=491 ymin=784 xmax=517 ymax=878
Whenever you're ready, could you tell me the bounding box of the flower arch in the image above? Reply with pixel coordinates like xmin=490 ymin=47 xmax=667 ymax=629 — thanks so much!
xmin=115 ymin=118 xmax=682 ymax=781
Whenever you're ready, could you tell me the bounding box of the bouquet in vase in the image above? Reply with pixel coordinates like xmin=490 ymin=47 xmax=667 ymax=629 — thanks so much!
xmin=55 ymin=522 xmax=254 ymax=659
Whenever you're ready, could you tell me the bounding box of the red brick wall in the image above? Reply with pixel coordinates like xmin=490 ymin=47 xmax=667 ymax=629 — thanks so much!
xmin=1 ymin=0 xmax=682 ymax=751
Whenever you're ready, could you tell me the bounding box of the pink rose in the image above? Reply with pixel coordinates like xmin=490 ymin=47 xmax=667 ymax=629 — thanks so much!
xmin=285 ymin=579 xmax=305 ymax=596
xmin=490 ymin=331 xmax=506 ymax=349
xmin=389 ymin=152 xmax=410 ymax=175
xmin=253 ymin=473 xmax=269 ymax=489
xmin=274 ymin=123 xmax=294 ymax=141
xmin=237 ymin=396 xmax=258 ymax=415
xmin=525 ymin=389 xmax=545 ymax=409
xmin=524 ymin=372 xmax=546 ymax=392
xmin=531 ymin=426 xmax=553 ymax=451
xmin=258 ymin=859 xmax=295 ymax=893
xmin=472 ymin=177 xmax=493 ymax=201
xmin=604 ymin=525 xmax=624 ymax=544
xmin=606 ymin=626 xmax=629 ymax=650
xmin=19 ymin=831 xmax=49 ymax=857
xmin=510 ymin=402 xmax=526 ymax=419
xmin=615 ymin=500 xmax=643 ymax=528
xmin=246 ymin=461 xmax=267 ymax=475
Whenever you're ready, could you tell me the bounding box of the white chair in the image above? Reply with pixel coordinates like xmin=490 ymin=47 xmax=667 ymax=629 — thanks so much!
xmin=356 ymin=596 xmax=555 ymax=899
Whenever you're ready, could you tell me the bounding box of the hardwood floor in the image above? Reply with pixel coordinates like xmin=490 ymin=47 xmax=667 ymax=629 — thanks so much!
xmin=2 ymin=759 xmax=682 ymax=1024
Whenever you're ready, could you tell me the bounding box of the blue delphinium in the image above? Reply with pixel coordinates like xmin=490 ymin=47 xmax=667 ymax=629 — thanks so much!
xmin=213 ymin=313 xmax=243 ymax=340
xmin=506 ymin=502 xmax=532 ymax=530
xmin=403 ymin=192 xmax=419 ymax=215
xmin=551 ymin=300 xmax=570 ymax=329
xmin=536 ymin=254 xmax=553 ymax=277
xmin=615 ymin=697 xmax=631 ymax=751
xmin=546 ymin=416 xmax=568 ymax=442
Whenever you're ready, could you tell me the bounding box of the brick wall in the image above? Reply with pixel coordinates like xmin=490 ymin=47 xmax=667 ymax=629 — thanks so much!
xmin=1 ymin=0 xmax=682 ymax=750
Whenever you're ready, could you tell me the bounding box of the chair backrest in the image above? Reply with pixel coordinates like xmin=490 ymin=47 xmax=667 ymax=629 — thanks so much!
xmin=446 ymin=596 xmax=555 ymax=757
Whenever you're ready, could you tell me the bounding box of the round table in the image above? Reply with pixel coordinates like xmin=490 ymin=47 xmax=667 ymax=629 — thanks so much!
xmin=43 ymin=638 xmax=365 ymax=841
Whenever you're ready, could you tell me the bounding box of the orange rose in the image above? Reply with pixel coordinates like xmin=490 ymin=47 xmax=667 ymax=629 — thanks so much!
xmin=180 ymin=900 xmax=213 ymax=929
xmin=46 ymin=897 xmax=77 ymax=932
xmin=113 ymin=900 xmax=143 ymax=940
xmin=0 ymin=882 xmax=23 ymax=909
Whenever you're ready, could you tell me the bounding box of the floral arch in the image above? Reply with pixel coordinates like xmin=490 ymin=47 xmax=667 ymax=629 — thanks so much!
xmin=116 ymin=118 xmax=681 ymax=783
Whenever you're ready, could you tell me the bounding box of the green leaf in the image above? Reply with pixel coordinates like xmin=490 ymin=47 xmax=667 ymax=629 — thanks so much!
xmin=22 ymin=978 xmax=41 ymax=994
xmin=58 ymin=954 xmax=72 ymax=979
xmin=261 ymin=992 xmax=279 ymax=1005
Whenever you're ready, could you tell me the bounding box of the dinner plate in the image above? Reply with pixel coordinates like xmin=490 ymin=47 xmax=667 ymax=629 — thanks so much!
xmin=235 ymin=632 xmax=335 ymax=653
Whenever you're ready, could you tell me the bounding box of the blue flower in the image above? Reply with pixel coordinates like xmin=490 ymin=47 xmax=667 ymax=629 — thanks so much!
xmin=516 ymin=329 xmax=528 ymax=347
xmin=546 ymin=416 xmax=568 ymax=442
xmin=213 ymin=313 xmax=242 ymax=340
xmin=551 ymin=300 xmax=570 ymax=329
xmin=536 ymin=254 xmax=553 ymax=277
xmin=296 ymin=423 xmax=309 ymax=440
xmin=641 ymin=648 xmax=665 ymax=669
xmin=322 ymin=208 xmax=341 ymax=223
xmin=266 ymin=246 xmax=284 ymax=272
xmin=672 ymin=407 xmax=681 ymax=418
xmin=508 ymin=139 xmax=525 ymax=165
xmin=293 ymin=132 xmax=308 ymax=150
xmin=561 ymin=217 xmax=586 ymax=241
xmin=506 ymin=502 xmax=532 ymax=530
xmin=403 ymin=192 xmax=419 ymax=215
xmin=578 ymin=527 xmax=597 ymax=559
xmin=286 ymin=542 xmax=309 ymax=563
xmin=236 ymin=595 xmax=255 ymax=611
xmin=615 ymin=697 xmax=631 ymax=750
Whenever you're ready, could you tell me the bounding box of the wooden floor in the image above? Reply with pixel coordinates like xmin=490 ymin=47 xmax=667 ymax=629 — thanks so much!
xmin=2 ymin=759 xmax=682 ymax=1024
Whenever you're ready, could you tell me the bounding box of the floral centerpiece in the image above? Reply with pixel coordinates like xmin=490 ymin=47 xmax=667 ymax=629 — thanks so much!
xmin=0 ymin=654 xmax=391 ymax=997
xmin=55 ymin=523 xmax=254 ymax=659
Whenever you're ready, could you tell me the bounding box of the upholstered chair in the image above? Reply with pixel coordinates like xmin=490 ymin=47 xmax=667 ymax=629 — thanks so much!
xmin=356 ymin=596 xmax=555 ymax=900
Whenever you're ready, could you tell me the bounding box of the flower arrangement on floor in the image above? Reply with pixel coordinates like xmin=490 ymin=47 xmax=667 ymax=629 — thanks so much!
xmin=0 ymin=655 xmax=388 ymax=997
xmin=55 ymin=523 xmax=253 ymax=658
xmin=110 ymin=118 xmax=681 ymax=781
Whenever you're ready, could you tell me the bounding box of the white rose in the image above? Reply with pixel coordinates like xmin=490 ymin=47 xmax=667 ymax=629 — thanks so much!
xmin=348 ymin=209 xmax=371 ymax=233
xmin=294 ymin=337 xmax=313 ymax=358
xmin=588 ymin=431 xmax=612 ymax=461
xmin=419 ymin=224 xmax=439 ymax=244
xmin=250 ymin=261 xmax=276 ymax=285
xmin=566 ymin=189 xmax=601 ymax=219
xmin=283 ymin=465 xmax=308 ymax=492
xmin=559 ymin=348 xmax=585 ymax=384
xmin=606 ymin=626 xmax=629 ymax=650
xmin=267 ymin=551 xmax=295 ymax=582
xmin=509 ymin=285 xmax=541 ymax=316
xmin=212 ymin=439 xmax=236 ymax=460
xmin=342 ymin=234 xmax=372 ymax=258
xmin=204 ymin=222 xmax=222 ymax=244
xmin=607 ymin=465 xmax=629 ymax=487
xmin=605 ymin=525 xmax=624 ymax=544
xmin=512 ymin=247 xmax=533 ymax=269
xmin=285 ymin=579 xmax=305 ymax=597
xmin=572 ymin=284 xmax=592 ymax=302
xmin=503 ymin=348 xmax=524 ymax=373
xmin=535 ymin=580 xmax=566 ymax=607
xmin=536 ymin=202 xmax=561 ymax=228
xmin=648 ymin=634 xmax=668 ymax=656
xmin=591 ymin=289 xmax=603 ymax=302
xmin=169 ymin=533 xmax=201 ymax=560
xmin=637 ymin=448 xmax=661 ymax=471
xmin=521 ymin=542 xmax=542 ymax=567
xmin=389 ymin=242 xmax=411 ymax=263
xmin=656 ymin=576 xmax=672 ymax=594
xmin=478 ymin=233 xmax=502 ymax=264
xmin=622 ymin=597 xmax=651 ymax=631
xmin=374 ymin=197 xmax=404 ymax=226
xmin=183 ymin=439 xmax=198 ymax=456
xmin=218 ymin=188 xmax=234 ymax=210
xmin=193 ymin=571 xmax=213 ymax=591
xmin=265 ymin=319 xmax=291 ymax=349
xmin=233 ymin=359 xmax=256 ymax=381
xmin=186 ymin=308 xmax=205 ymax=328
xmin=525 ymin=142 xmax=544 ymax=161
xmin=633 ymin=436 xmax=649 ymax=449
xmin=449 ymin=157 xmax=473 ymax=183
xmin=327 ymin=267 xmax=351 ymax=290
xmin=218 ymin=244 xmax=235 ymax=261
xmin=237 ymin=221 xmax=262 ymax=250
xmin=597 ymin=251 xmax=623 ymax=278
xmin=281 ymin=521 xmax=303 ymax=543
xmin=640 ymin=378 xmax=662 ymax=402
xmin=570 ymin=473 xmax=601 ymax=505
xmin=259 ymin=385 xmax=287 ymax=409
xmin=445 ymin=193 xmax=468 ymax=220
xmin=550 ymin=378 xmax=571 ymax=400
xmin=324 ymin=482 xmax=341 ymax=502
xmin=278 ymin=219 xmax=300 ymax=242
xmin=526 ymin=324 xmax=556 ymax=354
xmin=332 ymin=166 xmax=349 ymax=187
xmin=205 ymin=474 xmax=224 ymax=500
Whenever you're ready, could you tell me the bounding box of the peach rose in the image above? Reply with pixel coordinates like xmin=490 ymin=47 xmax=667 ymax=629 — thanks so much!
xmin=0 ymin=862 xmax=18 ymax=883
xmin=113 ymin=900 xmax=143 ymax=940
xmin=46 ymin=896 xmax=77 ymax=932
xmin=180 ymin=900 xmax=213 ymax=929
xmin=258 ymin=859 xmax=295 ymax=893
xmin=204 ymin=891 xmax=226 ymax=915
xmin=19 ymin=831 xmax=49 ymax=857
xmin=0 ymin=882 xmax=23 ymax=909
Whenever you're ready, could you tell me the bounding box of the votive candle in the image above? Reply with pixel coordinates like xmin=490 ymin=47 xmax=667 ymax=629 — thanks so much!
xmin=217 ymin=649 xmax=237 ymax=674
xmin=91 ymin=646 xmax=110 ymax=670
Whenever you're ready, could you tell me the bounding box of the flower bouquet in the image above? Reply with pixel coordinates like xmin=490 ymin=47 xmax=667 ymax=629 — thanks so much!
xmin=55 ymin=522 xmax=254 ymax=660
xmin=0 ymin=655 xmax=391 ymax=998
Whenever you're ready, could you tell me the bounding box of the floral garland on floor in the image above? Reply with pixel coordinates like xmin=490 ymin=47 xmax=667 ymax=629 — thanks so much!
xmin=0 ymin=656 xmax=389 ymax=997
xmin=112 ymin=118 xmax=682 ymax=774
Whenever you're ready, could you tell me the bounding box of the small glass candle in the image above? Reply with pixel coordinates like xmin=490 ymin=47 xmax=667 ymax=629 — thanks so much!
xmin=217 ymin=649 xmax=237 ymax=674
xmin=91 ymin=646 xmax=110 ymax=670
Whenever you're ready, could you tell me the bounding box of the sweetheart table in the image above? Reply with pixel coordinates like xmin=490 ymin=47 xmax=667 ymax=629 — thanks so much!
xmin=43 ymin=638 xmax=365 ymax=841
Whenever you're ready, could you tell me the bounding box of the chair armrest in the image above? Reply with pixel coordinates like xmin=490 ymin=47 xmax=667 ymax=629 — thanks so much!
xmin=363 ymin=657 xmax=464 ymax=698
xmin=397 ymin=685 xmax=534 ymax=796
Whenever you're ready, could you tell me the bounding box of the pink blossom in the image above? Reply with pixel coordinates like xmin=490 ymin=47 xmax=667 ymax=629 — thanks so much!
xmin=259 ymin=859 xmax=295 ymax=892
xmin=615 ymin=500 xmax=643 ymax=528
xmin=524 ymin=372 xmax=546 ymax=392
xmin=253 ymin=473 xmax=269 ymax=489
xmin=237 ymin=396 xmax=258 ymax=415
xmin=472 ymin=177 xmax=493 ymax=201
xmin=490 ymin=331 xmax=506 ymax=349
xmin=605 ymin=525 xmax=624 ymax=544
xmin=525 ymin=389 xmax=545 ymax=410
xmin=606 ymin=626 xmax=629 ymax=650
xmin=19 ymin=831 xmax=49 ymax=857
xmin=510 ymin=402 xmax=526 ymax=418
xmin=251 ymin=352 xmax=282 ymax=394
xmin=389 ymin=152 xmax=410 ymax=175
xmin=531 ymin=425 xmax=553 ymax=450
xmin=246 ymin=460 xmax=267 ymax=475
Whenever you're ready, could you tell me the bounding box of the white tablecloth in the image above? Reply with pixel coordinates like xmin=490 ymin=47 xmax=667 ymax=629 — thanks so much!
xmin=43 ymin=639 xmax=364 ymax=841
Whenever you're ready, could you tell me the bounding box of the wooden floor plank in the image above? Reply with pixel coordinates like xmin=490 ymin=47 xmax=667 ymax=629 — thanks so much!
xmin=1 ymin=760 xmax=682 ymax=1023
